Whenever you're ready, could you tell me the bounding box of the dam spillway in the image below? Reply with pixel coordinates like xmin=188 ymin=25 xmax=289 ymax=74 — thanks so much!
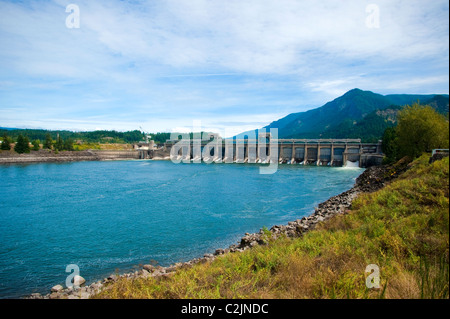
xmin=139 ymin=137 xmax=384 ymax=168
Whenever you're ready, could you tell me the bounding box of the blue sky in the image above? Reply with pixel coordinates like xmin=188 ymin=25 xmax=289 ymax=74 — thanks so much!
xmin=0 ymin=0 xmax=448 ymax=137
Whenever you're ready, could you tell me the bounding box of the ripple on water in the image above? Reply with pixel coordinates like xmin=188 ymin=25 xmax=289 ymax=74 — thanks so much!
xmin=0 ymin=160 xmax=363 ymax=298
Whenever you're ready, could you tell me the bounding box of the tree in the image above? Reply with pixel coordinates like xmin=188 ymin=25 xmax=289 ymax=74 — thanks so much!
xmin=395 ymin=103 xmax=449 ymax=159
xmin=14 ymin=134 xmax=31 ymax=154
xmin=44 ymin=133 xmax=53 ymax=149
xmin=54 ymin=134 xmax=64 ymax=151
xmin=63 ymin=138 xmax=74 ymax=151
xmin=1 ymin=132 xmax=11 ymax=150
xmin=381 ymin=127 xmax=398 ymax=163
xmin=32 ymin=139 xmax=41 ymax=151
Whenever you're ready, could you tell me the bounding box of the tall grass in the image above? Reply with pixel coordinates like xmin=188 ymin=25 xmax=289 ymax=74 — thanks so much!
xmin=419 ymin=255 xmax=449 ymax=299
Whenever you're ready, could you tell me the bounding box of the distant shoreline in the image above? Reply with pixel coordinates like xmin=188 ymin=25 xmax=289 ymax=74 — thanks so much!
xmin=0 ymin=149 xmax=140 ymax=164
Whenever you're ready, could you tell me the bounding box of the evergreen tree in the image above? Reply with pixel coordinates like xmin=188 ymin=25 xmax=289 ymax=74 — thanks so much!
xmin=44 ymin=133 xmax=53 ymax=149
xmin=1 ymin=132 xmax=11 ymax=150
xmin=23 ymin=136 xmax=31 ymax=153
xmin=14 ymin=134 xmax=31 ymax=154
xmin=381 ymin=127 xmax=398 ymax=163
xmin=54 ymin=134 xmax=64 ymax=151
xmin=63 ymin=138 xmax=74 ymax=151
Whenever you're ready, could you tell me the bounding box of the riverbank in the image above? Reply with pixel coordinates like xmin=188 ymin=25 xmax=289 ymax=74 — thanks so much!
xmin=87 ymin=154 xmax=447 ymax=299
xmin=0 ymin=149 xmax=139 ymax=164
xmin=26 ymin=155 xmax=418 ymax=299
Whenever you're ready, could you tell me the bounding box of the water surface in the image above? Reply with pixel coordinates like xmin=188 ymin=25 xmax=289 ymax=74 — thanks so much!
xmin=0 ymin=160 xmax=363 ymax=298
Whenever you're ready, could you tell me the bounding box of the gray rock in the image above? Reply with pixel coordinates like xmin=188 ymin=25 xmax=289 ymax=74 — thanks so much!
xmin=80 ymin=292 xmax=90 ymax=299
xmin=143 ymin=264 xmax=156 ymax=272
xmin=73 ymin=275 xmax=86 ymax=287
xmin=107 ymin=274 xmax=118 ymax=281
xmin=214 ymin=248 xmax=225 ymax=255
xmin=140 ymin=269 xmax=150 ymax=278
xmin=51 ymin=284 xmax=64 ymax=293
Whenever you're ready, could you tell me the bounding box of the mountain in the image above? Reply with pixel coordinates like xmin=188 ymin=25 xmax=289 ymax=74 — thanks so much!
xmin=384 ymin=94 xmax=437 ymax=107
xmin=0 ymin=127 xmax=20 ymax=131
xmin=268 ymin=88 xmax=392 ymax=138
xmin=237 ymin=89 xmax=449 ymax=142
xmin=425 ymin=95 xmax=450 ymax=115
xmin=320 ymin=105 xmax=402 ymax=142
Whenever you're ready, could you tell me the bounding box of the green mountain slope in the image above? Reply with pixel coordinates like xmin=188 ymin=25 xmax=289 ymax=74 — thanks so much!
xmin=270 ymin=88 xmax=392 ymax=138
xmin=237 ymin=89 xmax=449 ymax=142
xmin=384 ymin=94 xmax=437 ymax=106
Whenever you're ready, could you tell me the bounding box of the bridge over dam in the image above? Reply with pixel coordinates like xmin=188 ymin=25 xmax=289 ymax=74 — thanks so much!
xmin=140 ymin=137 xmax=384 ymax=168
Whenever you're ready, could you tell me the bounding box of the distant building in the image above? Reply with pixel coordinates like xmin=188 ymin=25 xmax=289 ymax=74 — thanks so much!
xmin=134 ymin=140 xmax=156 ymax=151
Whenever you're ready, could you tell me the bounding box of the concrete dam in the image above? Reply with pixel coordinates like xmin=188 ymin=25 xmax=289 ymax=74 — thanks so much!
xmin=138 ymin=136 xmax=384 ymax=168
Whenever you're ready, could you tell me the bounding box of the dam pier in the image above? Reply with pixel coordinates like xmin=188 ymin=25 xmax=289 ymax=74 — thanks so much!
xmin=138 ymin=135 xmax=384 ymax=168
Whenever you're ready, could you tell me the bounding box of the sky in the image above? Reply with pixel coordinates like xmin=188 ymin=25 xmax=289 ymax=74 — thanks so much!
xmin=0 ymin=0 xmax=448 ymax=137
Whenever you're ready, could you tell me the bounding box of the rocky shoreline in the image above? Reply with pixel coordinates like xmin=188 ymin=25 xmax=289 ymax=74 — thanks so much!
xmin=26 ymin=160 xmax=409 ymax=299
xmin=0 ymin=150 xmax=102 ymax=164
xmin=0 ymin=149 xmax=141 ymax=164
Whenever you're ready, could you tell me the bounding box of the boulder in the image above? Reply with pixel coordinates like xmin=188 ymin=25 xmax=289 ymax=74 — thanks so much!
xmin=140 ymin=269 xmax=150 ymax=278
xmin=79 ymin=292 xmax=91 ymax=299
xmin=143 ymin=264 xmax=156 ymax=272
xmin=73 ymin=275 xmax=86 ymax=287
xmin=51 ymin=284 xmax=64 ymax=293
xmin=214 ymin=248 xmax=225 ymax=255
xmin=107 ymin=274 xmax=118 ymax=281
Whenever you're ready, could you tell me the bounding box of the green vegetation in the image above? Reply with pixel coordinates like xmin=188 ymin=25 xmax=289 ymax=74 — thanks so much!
xmin=321 ymin=106 xmax=400 ymax=142
xmin=32 ymin=139 xmax=40 ymax=151
xmin=93 ymin=155 xmax=449 ymax=299
xmin=381 ymin=127 xmax=397 ymax=162
xmin=14 ymin=134 xmax=31 ymax=154
xmin=63 ymin=138 xmax=74 ymax=151
xmin=44 ymin=133 xmax=53 ymax=150
xmin=0 ymin=129 xmax=146 ymax=145
xmin=1 ymin=132 xmax=11 ymax=150
xmin=147 ymin=132 xmax=172 ymax=145
xmin=73 ymin=143 xmax=101 ymax=151
xmin=383 ymin=103 xmax=449 ymax=163
xmin=241 ymin=89 xmax=448 ymax=142
xmin=50 ymin=134 xmax=75 ymax=152
xmin=0 ymin=129 xmax=175 ymax=150
xmin=54 ymin=135 xmax=64 ymax=151
xmin=396 ymin=104 xmax=449 ymax=159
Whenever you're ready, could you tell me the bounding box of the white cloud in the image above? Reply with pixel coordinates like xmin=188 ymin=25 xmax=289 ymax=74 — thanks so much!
xmin=0 ymin=0 xmax=448 ymax=132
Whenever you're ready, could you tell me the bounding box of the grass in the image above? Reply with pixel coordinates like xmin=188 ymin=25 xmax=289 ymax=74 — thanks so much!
xmin=73 ymin=143 xmax=132 ymax=151
xmin=73 ymin=143 xmax=101 ymax=151
xmin=93 ymin=154 xmax=449 ymax=299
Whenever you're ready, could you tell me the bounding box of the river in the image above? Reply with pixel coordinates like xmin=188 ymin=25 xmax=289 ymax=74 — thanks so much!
xmin=0 ymin=160 xmax=363 ymax=298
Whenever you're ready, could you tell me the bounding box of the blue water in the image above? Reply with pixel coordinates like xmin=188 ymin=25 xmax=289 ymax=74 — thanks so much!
xmin=0 ymin=160 xmax=363 ymax=298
